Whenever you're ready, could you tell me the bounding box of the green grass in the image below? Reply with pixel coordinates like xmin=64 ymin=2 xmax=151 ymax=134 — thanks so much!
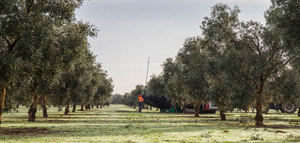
xmin=0 ymin=105 xmax=299 ymax=143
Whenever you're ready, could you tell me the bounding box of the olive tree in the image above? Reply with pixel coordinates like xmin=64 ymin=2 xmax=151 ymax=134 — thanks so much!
xmin=177 ymin=37 xmax=210 ymax=117
xmin=0 ymin=0 xmax=85 ymax=123
xmin=162 ymin=58 xmax=188 ymax=113
xmin=266 ymin=0 xmax=299 ymax=116
xmin=201 ymin=4 xmax=295 ymax=126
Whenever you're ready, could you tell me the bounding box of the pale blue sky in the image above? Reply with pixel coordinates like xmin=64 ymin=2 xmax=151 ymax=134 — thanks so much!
xmin=75 ymin=0 xmax=271 ymax=94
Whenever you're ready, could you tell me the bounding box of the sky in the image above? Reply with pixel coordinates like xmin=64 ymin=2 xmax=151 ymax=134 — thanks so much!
xmin=75 ymin=0 xmax=271 ymax=94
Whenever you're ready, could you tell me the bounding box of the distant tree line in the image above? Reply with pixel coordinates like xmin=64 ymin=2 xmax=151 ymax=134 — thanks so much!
xmin=0 ymin=0 xmax=113 ymax=123
xmin=111 ymin=85 xmax=144 ymax=109
xmin=118 ymin=0 xmax=299 ymax=127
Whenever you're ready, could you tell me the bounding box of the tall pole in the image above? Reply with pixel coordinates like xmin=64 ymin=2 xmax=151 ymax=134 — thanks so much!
xmin=144 ymin=57 xmax=150 ymax=94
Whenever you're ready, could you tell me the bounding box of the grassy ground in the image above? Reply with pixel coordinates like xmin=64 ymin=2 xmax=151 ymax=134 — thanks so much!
xmin=0 ymin=104 xmax=299 ymax=143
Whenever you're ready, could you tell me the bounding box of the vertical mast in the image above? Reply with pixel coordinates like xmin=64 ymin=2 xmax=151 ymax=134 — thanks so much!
xmin=144 ymin=57 xmax=150 ymax=94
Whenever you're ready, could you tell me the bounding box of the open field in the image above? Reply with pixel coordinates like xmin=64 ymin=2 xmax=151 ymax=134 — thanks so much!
xmin=0 ymin=104 xmax=299 ymax=143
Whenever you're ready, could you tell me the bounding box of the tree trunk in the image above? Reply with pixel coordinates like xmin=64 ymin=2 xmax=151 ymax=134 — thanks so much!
xmin=220 ymin=110 xmax=226 ymax=121
xmin=42 ymin=105 xmax=48 ymax=118
xmin=41 ymin=94 xmax=48 ymax=118
xmin=85 ymin=105 xmax=91 ymax=110
xmin=194 ymin=101 xmax=201 ymax=117
xmin=255 ymin=82 xmax=264 ymax=126
xmin=28 ymin=90 xmax=39 ymax=122
xmin=0 ymin=85 xmax=6 ymax=124
xmin=133 ymin=104 xmax=136 ymax=109
xmin=72 ymin=105 xmax=76 ymax=113
xmin=64 ymin=98 xmax=71 ymax=115
xmin=150 ymin=106 xmax=152 ymax=110
xmin=80 ymin=105 xmax=84 ymax=111
xmin=179 ymin=100 xmax=187 ymax=114
xmin=91 ymin=105 xmax=94 ymax=109
xmin=96 ymin=105 xmax=99 ymax=108
xmin=298 ymin=108 xmax=299 ymax=117
xmin=194 ymin=107 xmax=199 ymax=117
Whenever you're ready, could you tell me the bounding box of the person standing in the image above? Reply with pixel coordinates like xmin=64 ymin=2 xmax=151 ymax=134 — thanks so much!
xmin=138 ymin=94 xmax=144 ymax=112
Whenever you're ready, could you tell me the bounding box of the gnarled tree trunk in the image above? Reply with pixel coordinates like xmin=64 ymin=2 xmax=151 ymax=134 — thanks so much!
xmin=64 ymin=98 xmax=71 ymax=115
xmin=0 ymin=84 xmax=6 ymax=124
xmin=80 ymin=105 xmax=84 ymax=111
xmin=255 ymin=81 xmax=264 ymax=126
xmin=220 ymin=110 xmax=226 ymax=121
xmin=72 ymin=105 xmax=76 ymax=113
xmin=41 ymin=94 xmax=48 ymax=118
xmin=42 ymin=105 xmax=48 ymax=118
xmin=194 ymin=101 xmax=201 ymax=117
xmin=28 ymin=90 xmax=39 ymax=122
xmin=85 ymin=105 xmax=90 ymax=110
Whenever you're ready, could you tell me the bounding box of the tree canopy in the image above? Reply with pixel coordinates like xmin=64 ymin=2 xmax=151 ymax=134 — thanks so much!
xmin=0 ymin=0 xmax=113 ymax=124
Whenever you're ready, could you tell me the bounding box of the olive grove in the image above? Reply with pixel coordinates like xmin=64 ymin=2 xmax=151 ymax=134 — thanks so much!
xmin=0 ymin=0 xmax=113 ymax=124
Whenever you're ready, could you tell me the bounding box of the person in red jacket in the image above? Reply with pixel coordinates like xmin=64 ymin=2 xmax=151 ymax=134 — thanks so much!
xmin=138 ymin=94 xmax=144 ymax=112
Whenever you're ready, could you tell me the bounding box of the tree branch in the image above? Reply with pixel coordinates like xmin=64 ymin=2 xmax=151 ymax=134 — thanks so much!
xmin=8 ymin=38 xmax=20 ymax=54
xmin=1 ymin=35 xmax=12 ymax=47
xmin=254 ymin=35 xmax=262 ymax=57
xmin=283 ymin=56 xmax=295 ymax=66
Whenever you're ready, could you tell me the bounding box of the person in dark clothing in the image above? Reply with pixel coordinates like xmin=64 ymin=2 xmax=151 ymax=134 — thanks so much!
xmin=138 ymin=94 xmax=144 ymax=112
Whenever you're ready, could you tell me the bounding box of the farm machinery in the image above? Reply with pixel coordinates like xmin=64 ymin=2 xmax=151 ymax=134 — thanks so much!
xmin=262 ymin=101 xmax=297 ymax=114
xmin=247 ymin=99 xmax=297 ymax=114
xmin=143 ymin=94 xmax=218 ymax=114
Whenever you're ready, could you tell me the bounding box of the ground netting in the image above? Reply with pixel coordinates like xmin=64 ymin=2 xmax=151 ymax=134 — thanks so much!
xmin=143 ymin=94 xmax=172 ymax=109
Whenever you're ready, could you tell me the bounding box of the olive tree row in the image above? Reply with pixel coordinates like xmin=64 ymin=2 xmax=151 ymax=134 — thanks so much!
xmin=145 ymin=2 xmax=298 ymax=126
xmin=0 ymin=0 xmax=113 ymax=123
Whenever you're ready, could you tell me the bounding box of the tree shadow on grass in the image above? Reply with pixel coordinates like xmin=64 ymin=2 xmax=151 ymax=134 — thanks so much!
xmin=0 ymin=127 xmax=68 ymax=136
xmin=2 ymin=121 xmax=299 ymax=141
xmin=4 ymin=110 xmax=299 ymax=127
xmin=0 ymin=123 xmax=231 ymax=141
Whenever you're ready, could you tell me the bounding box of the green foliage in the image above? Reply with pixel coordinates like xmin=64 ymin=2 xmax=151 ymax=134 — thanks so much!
xmin=199 ymin=3 xmax=297 ymax=124
xmin=111 ymin=94 xmax=124 ymax=104
xmin=162 ymin=58 xmax=187 ymax=105
xmin=266 ymin=0 xmax=299 ymax=54
xmin=177 ymin=37 xmax=210 ymax=105
xmin=0 ymin=0 xmax=113 ymax=122
xmin=147 ymin=75 xmax=166 ymax=98
xmin=135 ymin=2 xmax=298 ymax=123
xmin=266 ymin=0 xmax=300 ymax=107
